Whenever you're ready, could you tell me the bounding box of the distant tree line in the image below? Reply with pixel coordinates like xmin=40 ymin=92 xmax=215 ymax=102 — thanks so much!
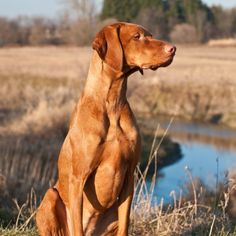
xmin=0 ymin=0 xmax=235 ymax=47
xmin=102 ymin=0 xmax=236 ymax=43
xmin=0 ymin=15 xmax=99 ymax=47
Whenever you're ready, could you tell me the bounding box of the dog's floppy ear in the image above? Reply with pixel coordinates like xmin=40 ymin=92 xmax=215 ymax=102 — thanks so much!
xmin=92 ymin=25 xmax=123 ymax=72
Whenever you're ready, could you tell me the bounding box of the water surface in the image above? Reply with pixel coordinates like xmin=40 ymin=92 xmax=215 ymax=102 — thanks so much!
xmin=147 ymin=118 xmax=236 ymax=203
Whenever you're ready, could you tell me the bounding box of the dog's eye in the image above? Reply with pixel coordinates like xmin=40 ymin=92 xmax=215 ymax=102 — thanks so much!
xmin=133 ymin=33 xmax=140 ymax=40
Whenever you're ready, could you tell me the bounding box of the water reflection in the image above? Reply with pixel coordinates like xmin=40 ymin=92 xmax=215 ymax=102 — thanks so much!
xmin=146 ymin=117 xmax=236 ymax=151
xmin=147 ymin=118 xmax=236 ymax=203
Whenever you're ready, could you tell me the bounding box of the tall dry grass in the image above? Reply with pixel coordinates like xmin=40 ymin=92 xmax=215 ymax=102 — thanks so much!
xmin=0 ymin=85 xmax=78 ymax=209
xmin=1 ymin=45 xmax=236 ymax=235
xmin=129 ymin=124 xmax=234 ymax=235
xmin=1 ymin=123 xmax=236 ymax=236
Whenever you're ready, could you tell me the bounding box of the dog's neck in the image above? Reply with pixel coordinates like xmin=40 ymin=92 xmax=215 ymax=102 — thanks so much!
xmin=84 ymin=52 xmax=129 ymax=110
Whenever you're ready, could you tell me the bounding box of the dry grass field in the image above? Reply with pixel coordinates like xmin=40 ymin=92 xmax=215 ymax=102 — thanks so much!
xmin=1 ymin=45 xmax=236 ymax=129
xmin=1 ymin=45 xmax=236 ymax=235
xmin=0 ymin=45 xmax=235 ymax=83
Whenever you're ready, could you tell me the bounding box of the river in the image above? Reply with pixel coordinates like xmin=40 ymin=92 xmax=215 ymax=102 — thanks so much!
xmin=146 ymin=118 xmax=236 ymax=204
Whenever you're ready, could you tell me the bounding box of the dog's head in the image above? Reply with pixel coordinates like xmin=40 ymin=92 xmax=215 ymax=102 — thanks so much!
xmin=92 ymin=22 xmax=176 ymax=74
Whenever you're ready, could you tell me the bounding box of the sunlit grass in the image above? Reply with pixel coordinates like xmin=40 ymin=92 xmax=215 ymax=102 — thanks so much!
xmin=1 ymin=123 xmax=236 ymax=235
xmin=1 ymin=45 xmax=236 ymax=235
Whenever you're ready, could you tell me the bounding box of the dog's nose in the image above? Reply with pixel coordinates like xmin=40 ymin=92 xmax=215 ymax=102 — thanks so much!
xmin=165 ymin=44 xmax=176 ymax=54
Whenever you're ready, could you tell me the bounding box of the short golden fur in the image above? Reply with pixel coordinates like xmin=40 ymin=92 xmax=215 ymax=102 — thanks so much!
xmin=36 ymin=22 xmax=176 ymax=236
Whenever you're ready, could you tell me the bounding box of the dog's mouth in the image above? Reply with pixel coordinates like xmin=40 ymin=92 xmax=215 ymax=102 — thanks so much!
xmin=150 ymin=65 xmax=159 ymax=71
xmin=155 ymin=56 xmax=174 ymax=69
xmin=141 ymin=53 xmax=175 ymax=71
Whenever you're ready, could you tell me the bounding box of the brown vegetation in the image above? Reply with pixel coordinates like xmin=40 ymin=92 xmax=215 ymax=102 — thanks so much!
xmin=1 ymin=45 xmax=236 ymax=129
xmin=0 ymin=45 xmax=236 ymax=234
xmin=1 ymin=126 xmax=236 ymax=235
xmin=208 ymin=38 xmax=236 ymax=47
xmin=170 ymin=24 xmax=199 ymax=44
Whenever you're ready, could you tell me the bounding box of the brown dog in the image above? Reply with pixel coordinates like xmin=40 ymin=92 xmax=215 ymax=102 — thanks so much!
xmin=36 ymin=22 xmax=176 ymax=236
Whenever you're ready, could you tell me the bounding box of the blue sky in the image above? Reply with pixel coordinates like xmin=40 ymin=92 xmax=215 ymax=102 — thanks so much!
xmin=0 ymin=0 xmax=235 ymax=18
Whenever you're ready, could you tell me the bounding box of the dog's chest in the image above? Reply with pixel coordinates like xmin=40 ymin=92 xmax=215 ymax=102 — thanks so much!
xmin=105 ymin=107 xmax=140 ymax=156
xmin=84 ymin=118 xmax=140 ymax=210
xmin=105 ymin=121 xmax=140 ymax=160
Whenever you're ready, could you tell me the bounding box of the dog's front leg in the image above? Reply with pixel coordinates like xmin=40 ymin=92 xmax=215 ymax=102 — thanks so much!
xmin=69 ymin=173 xmax=89 ymax=236
xmin=117 ymin=171 xmax=135 ymax=236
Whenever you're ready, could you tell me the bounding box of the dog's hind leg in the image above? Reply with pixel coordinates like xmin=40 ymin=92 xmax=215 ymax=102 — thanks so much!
xmin=36 ymin=188 xmax=69 ymax=236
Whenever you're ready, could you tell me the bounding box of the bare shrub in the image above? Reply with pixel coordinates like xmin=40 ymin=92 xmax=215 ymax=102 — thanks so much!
xmin=0 ymin=17 xmax=19 ymax=46
xmin=170 ymin=23 xmax=199 ymax=44
xmin=28 ymin=18 xmax=48 ymax=46
xmin=64 ymin=19 xmax=99 ymax=46
xmin=59 ymin=0 xmax=100 ymax=46
xmin=28 ymin=18 xmax=62 ymax=46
